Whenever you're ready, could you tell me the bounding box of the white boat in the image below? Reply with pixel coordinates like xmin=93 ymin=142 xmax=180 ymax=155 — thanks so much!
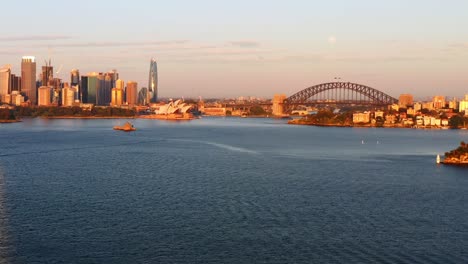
xmin=436 ymin=154 xmax=441 ymax=164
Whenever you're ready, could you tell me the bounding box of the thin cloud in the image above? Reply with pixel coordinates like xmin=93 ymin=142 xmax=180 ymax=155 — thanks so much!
xmin=41 ymin=40 xmax=189 ymax=48
xmin=0 ymin=35 xmax=73 ymax=41
xmin=228 ymin=41 xmax=260 ymax=48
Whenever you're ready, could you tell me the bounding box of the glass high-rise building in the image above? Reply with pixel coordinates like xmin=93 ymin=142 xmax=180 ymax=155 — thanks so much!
xmin=21 ymin=56 xmax=36 ymax=104
xmin=148 ymin=58 xmax=158 ymax=103
xmin=87 ymin=74 xmax=98 ymax=104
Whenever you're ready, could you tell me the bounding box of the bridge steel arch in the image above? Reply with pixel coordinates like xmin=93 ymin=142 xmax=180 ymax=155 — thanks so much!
xmin=285 ymin=82 xmax=398 ymax=106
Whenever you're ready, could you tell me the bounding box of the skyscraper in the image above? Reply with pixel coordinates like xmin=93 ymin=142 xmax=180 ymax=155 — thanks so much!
xmin=70 ymin=69 xmax=80 ymax=100
xmin=148 ymin=58 xmax=158 ymax=103
xmin=21 ymin=56 xmax=36 ymax=104
xmin=42 ymin=64 xmax=53 ymax=86
xmin=126 ymin=81 xmax=138 ymax=106
xmin=87 ymin=73 xmax=98 ymax=105
xmin=0 ymin=65 xmax=11 ymax=101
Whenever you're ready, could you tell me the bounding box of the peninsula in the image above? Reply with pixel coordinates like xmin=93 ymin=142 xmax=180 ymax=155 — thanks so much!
xmin=442 ymin=141 xmax=468 ymax=166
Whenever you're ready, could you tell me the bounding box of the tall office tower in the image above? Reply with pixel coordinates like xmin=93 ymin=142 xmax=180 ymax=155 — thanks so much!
xmin=70 ymin=69 xmax=80 ymax=100
xmin=38 ymin=86 xmax=53 ymax=106
xmin=87 ymin=73 xmax=98 ymax=105
xmin=81 ymin=76 xmax=88 ymax=103
xmin=111 ymin=87 xmax=124 ymax=106
xmin=42 ymin=64 xmax=53 ymax=86
xmin=432 ymin=95 xmax=446 ymax=109
xmin=70 ymin=69 xmax=80 ymax=86
xmin=61 ymin=83 xmax=76 ymax=107
xmin=10 ymin=74 xmax=21 ymax=92
xmin=398 ymin=94 xmax=414 ymax=108
xmin=148 ymin=58 xmax=158 ymax=103
xmin=126 ymin=81 xmax=138 ymax=106
xmin=21 ymin=56 xmax=37 ymax=104
xmin=96 ymin=74 xmax=112 ymax=106
xmin=0 ymin=65 xmax=11 ymax=102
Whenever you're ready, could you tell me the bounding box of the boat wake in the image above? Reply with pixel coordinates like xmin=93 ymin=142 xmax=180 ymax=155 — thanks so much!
xmin=169 ymin=139 xmax=259 ymax=155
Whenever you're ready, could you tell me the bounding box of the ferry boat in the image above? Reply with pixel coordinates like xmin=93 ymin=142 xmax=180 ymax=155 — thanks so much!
xmin=113 ymin=122 xmax=136 ymax=132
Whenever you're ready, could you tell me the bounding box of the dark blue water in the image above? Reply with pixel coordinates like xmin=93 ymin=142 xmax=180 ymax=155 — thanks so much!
xmin=1 ymin=117 xmax=467 ymax=263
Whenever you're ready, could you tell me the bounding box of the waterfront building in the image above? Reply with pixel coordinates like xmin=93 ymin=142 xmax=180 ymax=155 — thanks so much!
xmin=460 ymin=96 xmax=468 ymax=114
xmin=390 ymin=103 xmax=399 ymax=112
xmin=21 ymin=56 xmax=37 ymax=105
xmin=10 ymin=91 xmax=24 ymax=106
xmin=374 ymin=111 xmax=384 ymax=119
xmin=126 ymin=81 xmax=138 ymax=107
xmin=385 ymin=114 xmax=397 ymax=124
xmin=38 ymin=86 xmax=54 ymax=106
xmin=148 ymin=58 xmax=158 ymax=103
xmin=61 ymin=84 xmax=76 ymax=107
xmin=432 ymin=95 xmax=446 ymax=109
xmin=353 ymin=112 xmax=370 ymax=123
xmin=398 ymin=94 xmax=414 ymax=108
xmin=111 ymin=87 xmax=124 ymax=107
xmin=0 ymin=65 xmax=11 ymax=102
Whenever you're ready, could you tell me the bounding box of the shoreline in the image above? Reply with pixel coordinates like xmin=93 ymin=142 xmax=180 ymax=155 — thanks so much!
xmin=138 ymin=114 xmax=196 ymax=120
xmin=40 ymin=116 xmax=135 ymax=119
xmin=287 ymin=121 xmax=459 ymax=130
xmin=0 ymin=119 xmax=21 ymax=123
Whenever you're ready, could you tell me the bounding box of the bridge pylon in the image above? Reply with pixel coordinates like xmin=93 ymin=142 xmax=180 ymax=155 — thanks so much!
xmin=272 ymin=94 xmax=287 ymax=116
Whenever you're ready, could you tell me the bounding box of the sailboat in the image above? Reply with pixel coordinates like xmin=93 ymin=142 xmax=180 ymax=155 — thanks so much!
xmin=436 ymin=154 xmax=441 ymax=164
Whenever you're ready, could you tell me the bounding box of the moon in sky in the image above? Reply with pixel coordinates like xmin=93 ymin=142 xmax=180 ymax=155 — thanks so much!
xmin=328 ymin=36 xmax=337 ymax=44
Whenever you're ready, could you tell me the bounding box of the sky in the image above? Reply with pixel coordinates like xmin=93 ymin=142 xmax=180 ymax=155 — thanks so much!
xmin=1 ymin=0 xmax=467 ymax=99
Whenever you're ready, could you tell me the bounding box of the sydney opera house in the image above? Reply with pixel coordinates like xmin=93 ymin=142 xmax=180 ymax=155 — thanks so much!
xmin=139 ymin=99 xmax=195 ymax=120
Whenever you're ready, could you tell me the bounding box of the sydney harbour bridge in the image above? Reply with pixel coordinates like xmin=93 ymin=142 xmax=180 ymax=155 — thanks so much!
xmin=273 ymin=82 xmax=398 ymax=114
xmin=224 ymin=81 xmax=398 ymax=115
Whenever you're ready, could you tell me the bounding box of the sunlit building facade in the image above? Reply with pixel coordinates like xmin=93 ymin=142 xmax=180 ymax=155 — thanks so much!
xmin=0 ymin=65 xmax=11 ymax=102
xmin=148 ymin=58 xmax=158 ymax=103
xmin=126 ymin=81 xmax=138 ymax=106
xmin=21 ymin=56 xmax=36 ymax=104
xmin=398 ymin=94 xmax=413 ymax=108
xmin=38 ymin=86 xmax=53 ymax=106
xmin=111 ymin=87 xmax=124 ymax=107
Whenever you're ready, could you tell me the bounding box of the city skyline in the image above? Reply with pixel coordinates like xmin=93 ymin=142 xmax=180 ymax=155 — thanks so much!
xmin=1 ymin=0 xmax=467 ymax=98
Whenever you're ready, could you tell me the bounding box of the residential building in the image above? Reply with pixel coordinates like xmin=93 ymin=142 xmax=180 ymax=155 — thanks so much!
xmin=432 ymin=95 xmax=446 ymax=109
xmin=398 ymin=94 xmax=413 ymax=108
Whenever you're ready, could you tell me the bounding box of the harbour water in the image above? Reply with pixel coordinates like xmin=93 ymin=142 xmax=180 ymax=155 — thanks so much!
xmin=0 ymin=117 xmax=467 ymax=263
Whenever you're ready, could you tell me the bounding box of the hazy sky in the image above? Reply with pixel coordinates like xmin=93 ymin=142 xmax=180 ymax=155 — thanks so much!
xmin=1 ymin=0 xmax=467 ymax=99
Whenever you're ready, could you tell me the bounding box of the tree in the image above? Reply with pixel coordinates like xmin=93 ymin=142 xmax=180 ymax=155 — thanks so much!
xmin=449 ymin=115 xmax=463 ymax=129
xmin=249 ymin=105 xmax=266 ymax=115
